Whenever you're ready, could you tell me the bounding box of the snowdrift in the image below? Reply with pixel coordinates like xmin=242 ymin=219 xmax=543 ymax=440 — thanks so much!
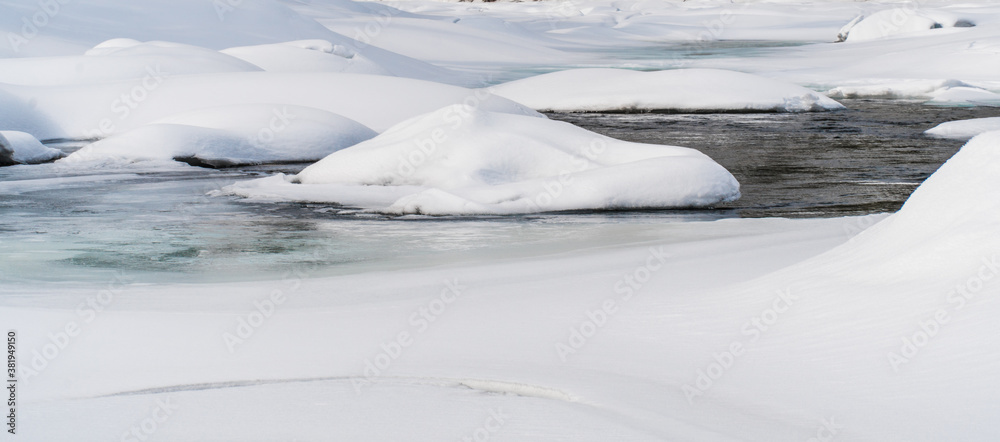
xmin=0 ymin=40 xmax=261 ymax=86
xmin=0 ymin=72 xmax=540 ymax=141
xmin=839 ymin=9 xmax=975 ymax=43
xmin=491 ymin=68 xmax=845 ymax=113
xmin=0 ymin=131 xmax=62 ymax=166
xmin=224 ymin=105 xmax=740 ymax=214
xmin=926 ymin=118 xmax=1000 ymax=140
xmin=61 ymin=105 xmax=377 ymax=167
xmin=220 ymin=40 xmax=393 ymax=75
xmin=0 ymin=0 xmax=462 ymax=84
xmin=826 ymin=79 xmax=1000 ymax=104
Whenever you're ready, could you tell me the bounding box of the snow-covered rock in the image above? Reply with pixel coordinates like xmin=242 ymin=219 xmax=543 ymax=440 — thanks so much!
xmin=491 ymin=69 xmax=845 ymax=113
xmin=925 ymin=118 xmax=1000 ymax=140
xmin=224 ymin=105 xmax=740 ymax=214
xmin=0 ymin=131 xmax=63 ymax=166
xmin=62 ymin=104 xmax=377 ymax=167
xmin=835 ymin=14 xmax=865 ymax=42
xmin=840 ymin=8 xmax=975 ymax=43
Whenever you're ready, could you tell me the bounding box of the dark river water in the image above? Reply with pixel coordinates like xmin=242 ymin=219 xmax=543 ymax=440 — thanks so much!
xmin=549 ymin=99 xmax=1000 ymax=217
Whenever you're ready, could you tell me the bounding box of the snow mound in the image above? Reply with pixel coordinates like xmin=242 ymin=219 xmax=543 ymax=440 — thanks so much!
xmin=925 ymin=118 xmax=1000 ymax=140
xmin=823 ymin=130 xmax=1000 ymax=278
xmin=0 ymin=40 xmax=262 ymax=86
xmin=222 ymin=40 xmax=397 ymax=76
xmin=223 ymin=105 xmax=740 ymax=214
xmin=826 ymin=79 xmax=998 ymax=103
xmin=0 ymin=131 xmax=63 ymax=166
xmin=62 ymin=104 xmax=376 ymax=167
xmin=491 ymin=69 xmax=845 ymax=113
xmin=0 ymin=72 xmax=541 ymax=141
xmin=841 ymin=9 xmax=975 ymax=43
xmin=926 ymin=87 xmax=1000 ymax=106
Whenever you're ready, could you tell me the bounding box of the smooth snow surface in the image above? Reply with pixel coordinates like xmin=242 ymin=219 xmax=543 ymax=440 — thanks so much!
xmin=492 ymin=68 xmax=845 ymax=113
xmin=0 ymin=73 xmax=539 ymax=141
xmin=61 ymin=105 xmax=377 ymax=167
xmin=925 ymin=118 xmax=1000 ymax=140
xmin=224 ymin=105 xmax=740 ymax=214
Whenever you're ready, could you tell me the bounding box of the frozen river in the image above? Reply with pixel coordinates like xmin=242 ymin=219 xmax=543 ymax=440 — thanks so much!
xmin=2 ymin=100 xmax=993 ymax=285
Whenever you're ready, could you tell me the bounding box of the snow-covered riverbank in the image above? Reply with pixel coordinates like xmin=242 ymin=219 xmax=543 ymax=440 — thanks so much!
xmin=2 ymin=0 xmax=1000 ymax=440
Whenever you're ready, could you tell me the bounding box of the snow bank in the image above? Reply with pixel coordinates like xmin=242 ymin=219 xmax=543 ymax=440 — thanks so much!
xmin=0 ymin=0 xmax=465 ymax=84
xmin=826 ymin=79 xmax=1000 ymax=103
xmin=840 ymin=9 xmax=975 ymax=43
xmin=491 ymin=69 xmax=845 ymax=113
xmin=925 ymin=118 xmax=1000 ymax=140
xmin=221 ymin=40 xmax=388 ymax=75
xmin=224 ymin=105 xmax=740 ymax=214
xmin=0 ymin=72 xmax=540 ymax=140
xmin=61 ymin=104 xmax=376 ymax=167
xmin=806 ymin=130 xmax=1000 ymax=283
xmin=0 ymin=40 xmax=261 ymax=86
xmin=926 ymin=87 xmax=1000 ymax=106
xmin=0 ymin=131 xmax=62 ymax=166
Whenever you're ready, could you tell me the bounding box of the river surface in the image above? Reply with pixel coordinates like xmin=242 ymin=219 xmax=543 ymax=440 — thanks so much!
xmin=1 ymin=100 xmax=996 ymax=284
xmin=549 ymin=99 xmax=1000 ymax=217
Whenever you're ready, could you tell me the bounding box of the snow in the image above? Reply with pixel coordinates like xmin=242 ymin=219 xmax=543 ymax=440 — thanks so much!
xmin=925 ymin=118 xmax=1000 ymax=140
xmin=831 ymin=131 xmax=1000 ymax=276
xmin=0 ymin=72 xmax=540 ymax=141
xmin=220 ymin=40 xmax=391 ymax=75
xmin=0 ymin=131 xmax=63 ymax=165
xmin=0 ymin=40 xmax=261 ymax=86
xmin=840 ymin=9 xmax=975 ymax=43
xmin=223 ymin=105 xmax=740 ymax=214
xmin=491 ymin=68 xmax=845 ymax=113
xmin=4 ymin=0 xmax=1000 ymax=440
xmin=826 ymin=79 xmax=1000 ymax=103
xmin=7 ymin=129 xmax=1000 ymax=439
xmin=61 ymin=104 xmax=377 ymax=167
